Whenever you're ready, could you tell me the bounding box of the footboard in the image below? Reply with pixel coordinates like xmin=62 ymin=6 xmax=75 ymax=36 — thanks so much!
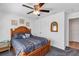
xmin=26 ymin=40 xmax=50 ymax=56
xmin=12 ymin=40 xmax=50 ymax=56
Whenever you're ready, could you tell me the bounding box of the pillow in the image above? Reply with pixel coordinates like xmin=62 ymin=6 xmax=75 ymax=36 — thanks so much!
xmin=22 ymin=35 xmax=26 ymax=39
xmin=13 ymin=33 xmax=24 ymax=39
xmin=25 ymin=33 xmax=30 ymax=39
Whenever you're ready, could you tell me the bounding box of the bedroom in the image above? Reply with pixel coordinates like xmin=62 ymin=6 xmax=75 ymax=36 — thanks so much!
xmin=0 ymin=3 xmax=79 ymax=56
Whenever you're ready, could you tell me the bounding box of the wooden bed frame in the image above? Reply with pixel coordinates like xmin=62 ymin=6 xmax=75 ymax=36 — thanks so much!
xmin=11 ymin=26 xmax=51 ymax=56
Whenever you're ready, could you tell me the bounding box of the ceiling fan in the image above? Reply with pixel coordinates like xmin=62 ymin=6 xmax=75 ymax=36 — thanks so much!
xmin=22 ymin=3 xmax=50 ymax=16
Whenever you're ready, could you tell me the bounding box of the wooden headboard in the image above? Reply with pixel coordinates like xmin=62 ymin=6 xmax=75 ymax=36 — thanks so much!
xmin=11 ymin=26 xmax=31 ymax=37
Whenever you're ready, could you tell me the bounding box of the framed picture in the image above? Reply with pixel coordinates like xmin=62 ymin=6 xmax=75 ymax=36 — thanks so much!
xmin=26 ymin=22 xmax=30 ymax=26
xmin=19 ymin=19 xmax=24 ymax=24
xmin=50 ymin=21 xmax=58 ymax=32
xmin=11 ymin=20 xmax=17 ymax=26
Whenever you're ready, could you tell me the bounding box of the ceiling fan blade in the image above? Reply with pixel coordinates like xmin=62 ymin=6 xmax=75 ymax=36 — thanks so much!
xmin=27 ymin=11 xmax=33 ymax=14
xmin=40 ymin=10 xmax=50 ymax=13
xmin=39 ymin=3 xmax=44 ymax=7
xmin=22 ymin=4 xmax=33 ymax=9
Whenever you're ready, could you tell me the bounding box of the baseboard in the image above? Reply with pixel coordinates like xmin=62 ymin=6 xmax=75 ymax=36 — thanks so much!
xmin=69 ymin=41 xmax=79 ymax=43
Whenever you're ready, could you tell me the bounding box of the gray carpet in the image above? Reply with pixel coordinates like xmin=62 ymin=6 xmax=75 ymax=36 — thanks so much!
xmin=0 ymin=47 xmax=79 ymax=56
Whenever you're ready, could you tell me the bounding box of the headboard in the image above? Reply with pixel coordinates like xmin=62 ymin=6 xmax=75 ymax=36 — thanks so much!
xmin=11 ymin=26 xmax=31 ymax=37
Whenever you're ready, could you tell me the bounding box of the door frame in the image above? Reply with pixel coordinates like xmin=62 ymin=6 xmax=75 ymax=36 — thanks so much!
xmin=68 ymin=18 xmax=79 ymax=47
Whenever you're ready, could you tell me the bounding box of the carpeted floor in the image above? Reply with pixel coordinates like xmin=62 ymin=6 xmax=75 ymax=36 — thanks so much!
xmin=0 ymin=47 xmax=79 ymax=56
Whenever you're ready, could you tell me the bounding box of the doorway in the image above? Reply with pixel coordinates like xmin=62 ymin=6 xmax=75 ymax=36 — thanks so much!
xmin=69 ymin=18 xmax=79 ymax=49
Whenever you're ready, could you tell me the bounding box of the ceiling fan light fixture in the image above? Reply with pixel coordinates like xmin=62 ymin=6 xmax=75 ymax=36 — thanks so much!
xmin=22 ymin=3 xmax=49 ymax=16
xmin=33 ymin=10 xmax=40 ymax=15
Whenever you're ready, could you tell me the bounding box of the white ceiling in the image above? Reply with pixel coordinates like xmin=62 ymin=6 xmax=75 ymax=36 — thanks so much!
xmin=0 ymin=3 xmax=79 ymax=20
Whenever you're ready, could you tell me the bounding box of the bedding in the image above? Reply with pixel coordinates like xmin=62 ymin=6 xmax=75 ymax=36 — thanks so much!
xmin=12 ymin=35 xmax=48 ymax=55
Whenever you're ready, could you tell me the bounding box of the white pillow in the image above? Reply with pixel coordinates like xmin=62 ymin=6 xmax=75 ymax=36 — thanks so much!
xmin=22 ymin=35 xmax=26 ymax=39
xmin=25 ymin=33 xmax=30 ymax=38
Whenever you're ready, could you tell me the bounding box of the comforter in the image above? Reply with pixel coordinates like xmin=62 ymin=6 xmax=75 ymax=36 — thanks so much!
xmin=12 ymin=36 xmax=48 ymax=55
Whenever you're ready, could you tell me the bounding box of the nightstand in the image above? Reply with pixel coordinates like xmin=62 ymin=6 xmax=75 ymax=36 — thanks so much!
xmin=0 ymin=40 xmax=11 ymax=52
